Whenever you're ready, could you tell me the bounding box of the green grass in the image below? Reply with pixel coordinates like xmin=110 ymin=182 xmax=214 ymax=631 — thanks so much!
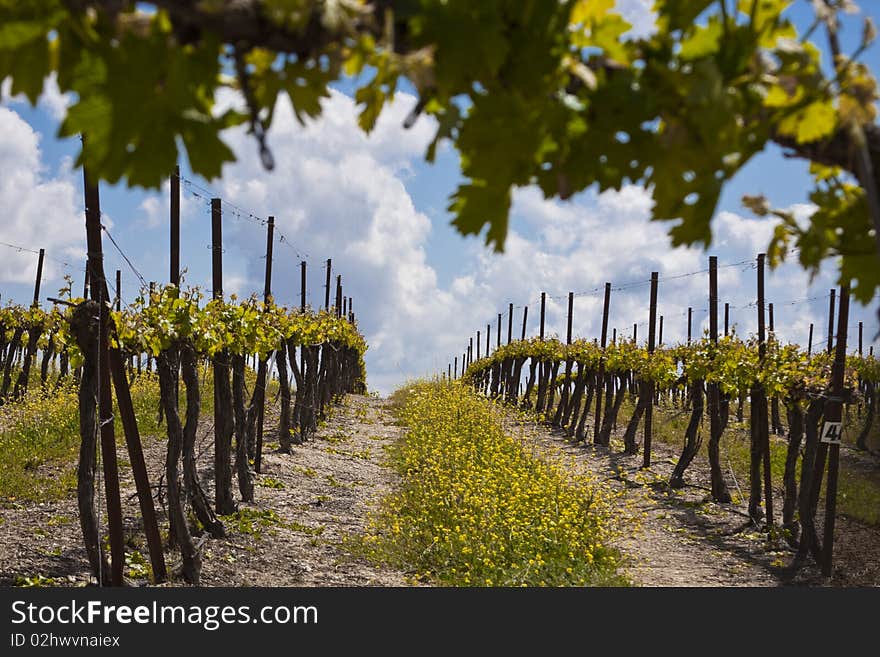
xmin=0 ymin=357 xmax=276 ymax=508
xmin=220 ymin=507 xmax=323 ymax=539
xmin=0 ymin=380 xmax=83 ymax=503
xmin=0 ymin=372 xmax=163 ymax=504
xmin=625 ymin=397 xmax=880 ymax=526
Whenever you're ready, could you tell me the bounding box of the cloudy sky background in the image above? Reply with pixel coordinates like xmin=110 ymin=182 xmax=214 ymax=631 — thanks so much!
xmin=1 ymin=1 xmax=878 ymax=394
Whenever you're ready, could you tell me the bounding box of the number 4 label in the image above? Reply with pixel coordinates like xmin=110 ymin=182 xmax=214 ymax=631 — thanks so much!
xmin=821 ymin=421 xmax=843 ymax=444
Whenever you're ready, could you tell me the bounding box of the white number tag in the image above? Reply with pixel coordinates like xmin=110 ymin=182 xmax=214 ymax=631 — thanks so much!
xmin=820 ymin=421 xmax=843 ymax=445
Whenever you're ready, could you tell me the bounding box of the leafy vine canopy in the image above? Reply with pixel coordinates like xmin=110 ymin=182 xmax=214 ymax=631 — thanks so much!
xmin=1 ymin=0 xmax=878 ymax=302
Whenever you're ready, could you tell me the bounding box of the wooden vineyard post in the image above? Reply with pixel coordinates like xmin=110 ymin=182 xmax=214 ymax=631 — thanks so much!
xmin=632 ymin=323 xmax=637 ymax=344
xmin=115 ymin=270 xmax=121 ymax=311
xmin=468 ymin=338 xmax=473 ymax=367
xmin=707 ymin=257 xmax=730 ymax=501
xmin=658 ymin=315 xmax=664 ymax=346
xmin=858 ymin=322 xmax=863 ymax=356
xmin=83 ymin=260 xmax=90 ymax=299
xmin=821 ymin=286 xmax=850 ymax=577
xmin=687 ymin=307 xmax=693 ymax=344
xmin=507 ymin=303 xmax=513 ymax=344
xmin=827 ymin=289 xmax=836 ymax=354
xmin=497 ymin=314 xmax=502 ymax=353
xmin=486 ymin=323 xmax=490 ymax=356
xmin=521 ymin=306 xmax=528 ymax=340
xmin=537 ymin=293 xmax=545 ymax=413
xmin=336 ymin=275 xmax=342 ymax=318
xmin=477 ymin=331 xmax=481 ymax=360
xmin=82 ymin=165 xmax=125 ymax=586
xmin=324 ymin=259 xmax=332 ymax=310
xmin=724 ymin=302 xmax=729 ymax=337
xmin=301 ymin=261 xmax=307 ymax=312
xmin=33 ymin=248 xmax=44 ymax=306
xmin=754 ymin=253 xmax=773 ymax=529
xmin=808 ymin=323 xmax=814 ymax=357
xmin=539 ymin=293 xmax=546 ymax=340
xmin=212 ymin=199 xmax=223 ymax=298
xmin=253 ymin=216 xmax=274 ymax=475
xmin=300 ymin=260 xmax=307 ymax=386
xmin=612 ymin=328 xmax=617 ymax=344
xmin=212 ymin=198 xmax=235 ymax=515
xmin=594 ymin=283 xmax=611 ymax=445
xmin=642 ymin=272 xmax=658 ymax=468
xmin=454 ymin=356 xmax=458 ymax=379
xmin=170 ymin=165 xmax=180 ymax=286
xmin=567 ymin=292 xmax=574 ymax=345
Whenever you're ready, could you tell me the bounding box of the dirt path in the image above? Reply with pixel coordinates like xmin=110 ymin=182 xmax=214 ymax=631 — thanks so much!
xmin=0 ymin=394 xmax=411 ymax=587
xmin=503 ymin=411 xmax=880 ymax=587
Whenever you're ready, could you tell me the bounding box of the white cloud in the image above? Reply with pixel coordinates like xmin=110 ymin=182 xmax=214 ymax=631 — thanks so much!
xmin=211 ymin=80 xmax=870 ymax=395
xmin=0 ymin=107 xmax=84 ymax=287
xmin=137 ymin=178 xmax=202 ymax=229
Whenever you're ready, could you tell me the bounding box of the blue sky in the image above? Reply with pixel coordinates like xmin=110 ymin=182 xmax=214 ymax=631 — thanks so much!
xmin=0 ymin=0 xmax=878 ymax=393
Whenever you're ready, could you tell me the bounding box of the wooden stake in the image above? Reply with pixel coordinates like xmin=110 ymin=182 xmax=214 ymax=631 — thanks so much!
xmin=170 ymin=165 xmax=180 ymax=287
xmin=687 ymin=307 xmax=693 ymax=344
xmin=539 ymin=292 xmax=546 ymax=340
xmin=566 ymin=292 xmax=574 ymax=345
xmin=33 ymin=248 xmax=45 ymax=307
xmin=324 ymin=259 xmax=332 ymax=310
xmin=827 ymin=289 xmax=836 ymax=354
xmin=594 ymin=282 xmax=611 ymax=445
xmin=83 ymin=164 xmax=124 ymax=586
xmin=822 ymin=286 xmax=850 ymax=576
xmin=707 ymin=256 xmax=730 ymax=502
xmin=507 ymin=303 xmax=513 ymax=344
xmin=263 ymin=217 xmax=274 ymax=304
xmin=757 ymin=253 xmax=773 ymax=528
xmin=643 ymin=272 xmax=658 ymax=468
xmin=211 ymin=199 xmax=222 ymax=299
xmin=300 ymin=261 xmax=307 ymax=312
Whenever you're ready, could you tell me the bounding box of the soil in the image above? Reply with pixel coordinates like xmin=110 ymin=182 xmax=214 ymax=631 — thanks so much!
xmin=0 ymin=394 xmax=410 ymax=587
xmin=503 ymin=408 xmax=880 ymax=587
xmin=1 ymin=393 xmax=878 ymax=587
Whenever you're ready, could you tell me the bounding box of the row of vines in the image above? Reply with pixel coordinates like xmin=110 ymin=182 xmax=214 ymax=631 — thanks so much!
xmin=0 ymin=285 xmax=366 ymax=585
xmin=461 ymin=327 xmax=879 ymax=574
